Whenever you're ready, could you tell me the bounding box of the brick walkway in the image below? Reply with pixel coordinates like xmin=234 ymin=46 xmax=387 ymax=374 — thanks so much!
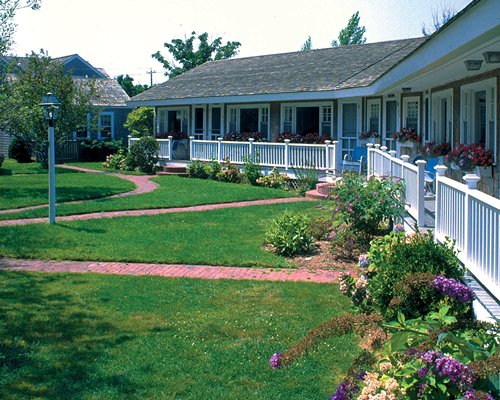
xmin=0 ymin=258 xmax=341 ymax=283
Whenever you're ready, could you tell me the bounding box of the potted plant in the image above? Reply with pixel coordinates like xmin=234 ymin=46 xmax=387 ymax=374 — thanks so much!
xmin=419 ymin=141 xmax=451 ymax=159
xmin=393 ymin=128 xmax=420 ymax=144
xmin=445 ymin=143 xmax=494 ymax=176
xmin=358 ymin=131 xmax=380 ymax=145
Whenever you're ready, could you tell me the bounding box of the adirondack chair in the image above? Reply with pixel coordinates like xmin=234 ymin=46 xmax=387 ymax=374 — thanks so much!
xmin=340 ymin=146 xmax=367 ymax=174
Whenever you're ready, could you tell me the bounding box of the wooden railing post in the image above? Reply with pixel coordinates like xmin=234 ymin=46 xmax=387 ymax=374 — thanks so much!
xmin=217 ymin=137 xmax=223 ymax=162
xmin=324 ymin=140 xmax=331 ymax=173
xmin=415 ymin=159 xmax=426 ymax=227
xmin=284 ymin=139 xmax=290 ymax=171
xmin=389 ymin=150 xmax=397 ymax=177
xmin=463 ymin=173 xmax=481 ymax=263
xmin=189 ymin=136 xmax=194 ymax=160
xmin=366 ymin=143 xmax=374 ymax=177
xmin=167 ymin=135 xmax=173 ymax=160
xmin=248 ymin=138 xmax=254 ymax=159
xmin=434 ymin=165 xmax=448 ymax=235
xmin=332 ymin=141 xmax=338 ymax=172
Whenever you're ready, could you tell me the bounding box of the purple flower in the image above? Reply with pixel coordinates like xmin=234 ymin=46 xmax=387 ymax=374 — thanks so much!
xmin=269 ymin=352 xmax=282 ymax=369
xmin=417 ymin=367 xmax=428 ymax=378
xmin=328 ymin=380 xmax=358 ymax=400
xmin=357 ymin=254 xmax=370 ymax=269
xmin=432 ymin=275 xmax=476 ymax=304
xmin=393 ymin=223 xmax=405 ymax=234
xmin=421 ymin=353 xmax=475 ymax=388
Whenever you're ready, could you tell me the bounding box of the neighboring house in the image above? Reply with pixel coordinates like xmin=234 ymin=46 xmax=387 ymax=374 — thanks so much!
xmin=0 ymin=54 xmax=132 ymax=155
xmin=128 ymin=0 xmax=499 ymax=195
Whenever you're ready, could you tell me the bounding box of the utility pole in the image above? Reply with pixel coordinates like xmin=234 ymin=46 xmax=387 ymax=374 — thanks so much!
xmin=146 ymin=68 xmax=157 ymax=87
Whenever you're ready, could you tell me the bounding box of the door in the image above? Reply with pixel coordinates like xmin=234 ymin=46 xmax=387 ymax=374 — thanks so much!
xmin=384 ymin=100 xmax=397 ymax=151
xmin=341 ymin=103 xmax=358 ymax=159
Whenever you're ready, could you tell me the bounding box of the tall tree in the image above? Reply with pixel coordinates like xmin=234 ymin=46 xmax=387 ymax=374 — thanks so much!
xmin=331 ymin=11 xmax=366 ymax=47
xmin=0 ymin=0 xmax=41 ymax=55
xmin=124 ymin=107 xmax=154 ymax=137
xmin=116 ymin=74 xmax=149 ymax=97
xmin=152 ymin=31 xmax=241 ymax=79
xmin=421 ymin=4 xmax=456 ymax=36
xmin=301 ymin=36 xmax=313 ymax=51
xmin=0 ymin=51 xmax=96 ymax=167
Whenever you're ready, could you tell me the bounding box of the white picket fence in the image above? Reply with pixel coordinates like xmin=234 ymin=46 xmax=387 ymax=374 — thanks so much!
xmin=128 ymin=136 xmax=172 ymax=160
xmin=366 ymin=144 xmax=426 ymax=227
xmin=434 ymin=167 xmax=500 ymax=299
xmin=367 ymin=143 xmax=499 ymax=301
xmin=190 ymin=137 xmax=337 ymax=172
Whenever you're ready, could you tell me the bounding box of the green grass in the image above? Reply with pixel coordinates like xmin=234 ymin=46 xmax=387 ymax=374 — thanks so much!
xmin=0 ymin=202 xmax=321 ymax=267
xmin=0 ymin=174 xmax=295 ymax=220
xmin=0 ymin=271 xmax=358 ymax=399
xmin=0 ymin=159 xmax=135 ymax=210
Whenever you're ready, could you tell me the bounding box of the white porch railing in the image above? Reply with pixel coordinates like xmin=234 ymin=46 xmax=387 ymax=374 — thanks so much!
xmin=128 ymin=136 xmax=172 ymax=160
xmin=367 ymin=144 xmax=426 ymax=227
xmin=434 ymin=166 xmax=500 ymax=300
xmin=189 ymin=137 xmax=338 ymax=172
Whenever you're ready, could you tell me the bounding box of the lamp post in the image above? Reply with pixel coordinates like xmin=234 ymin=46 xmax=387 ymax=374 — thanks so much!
xmin=40 ymin=93 xmax=61 ymax=225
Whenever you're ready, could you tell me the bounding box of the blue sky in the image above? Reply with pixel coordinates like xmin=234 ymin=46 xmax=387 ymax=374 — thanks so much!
xmin=11 ymin=0 xmax=471 ymax=85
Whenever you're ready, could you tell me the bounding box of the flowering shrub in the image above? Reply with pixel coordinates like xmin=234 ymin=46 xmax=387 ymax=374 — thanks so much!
xmin=265 ymin=210 xmax=314 ymax=256
xmin=392 ymin=128 xmax=420 ymax=143
xmin=256 ymin=167 xmax=290 ymax=189
xmin=223 ymin=132 xmax=268 ymax=142
xmin=445 ymin=143 xmax=494 ymax=170
xmin=276 ymin=132 xmax=330 ymax=144
xmin=125 ymin=136 xmax=159 ymax=173
xmin=432 ymin=275 xmax=476 ymax=304
xmin=102 ymin=148 xmax=128 ymax=170
xmin=330 ymin=172 xmax=406 ymax=241
xmin=420 ymin=141 xmax=451 ymax=158
xmin=216 ymin=158 xmax=242 ymax=183
xmin=359 ymin=131 xmax=380 ymax=140
xmin=186 ymin=159 xmax=208 ymax=179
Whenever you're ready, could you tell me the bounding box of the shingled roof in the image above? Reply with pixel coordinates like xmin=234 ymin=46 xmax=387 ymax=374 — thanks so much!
xmin=131 ymin=37 xmax=426 ymax=103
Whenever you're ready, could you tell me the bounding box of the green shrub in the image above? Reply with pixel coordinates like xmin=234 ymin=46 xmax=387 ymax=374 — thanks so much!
xmin=291 ymin=167 xmax=318 ymax=196
xmin=256 ymin=167 xmax=290 ymax=189
xmin=242 ymin=155 xmax=262 ymax=185
xmin=366 ymin=230 xmax=463 ymax=318
xmin=80 ymin=138 xmax=122 ymax=162
xmin=307 ymin=215 xmax=333 ymax=240
xmin=329 ymin=224 xmax=362 ymax=260
xmin=203 ymin=159 xmax=222 ymax=180
xmin=8 ymin=136 xmax=32 ymax=163
xmin=330 ymin=172 xmax=405 ymax=242
xmin=125 ymin=136 xmax=159 ymax=173
xmin=186 ymin=159 xmax=208 ymax=179
xmin=217 ymin=158 xmax=242 ymax=183
xmin=265 ymin=210 xmax=314 ymax=256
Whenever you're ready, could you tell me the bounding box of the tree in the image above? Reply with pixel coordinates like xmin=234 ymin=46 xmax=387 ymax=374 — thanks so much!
xmin=152 ymin=31 xmax=241 ymax=79
xmin=301 ymin=36 xmax=313 ymax=51
xmin=116 ymin=74 xmax=149 ymax=98
xmin=331 ymin=11 xmax=366 ymax=47
xmin=124 ymin=107 xmax=154 ymax=137
xmin=0 ymin=0 xmax=41 ymax=55
xmin=421 ymin=4 xmax=456 ymax=36
xmin=0 ymin=51 xmax=96 ymax=167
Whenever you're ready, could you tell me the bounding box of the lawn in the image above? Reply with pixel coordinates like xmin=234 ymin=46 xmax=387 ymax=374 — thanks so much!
xmin=0 ymin=173 xmax=295 ymax=221
xmin=0 ymin=271 xmax=357 ymax=400
xmin=0 ymin=202 xmax=321 ymax=268
xmin=0 ymin=159 xmax=135 ymax=210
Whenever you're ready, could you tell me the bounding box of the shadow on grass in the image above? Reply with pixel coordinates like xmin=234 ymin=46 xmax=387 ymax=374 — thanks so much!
xmin=0 ymin=272 xmax=141 ymax=399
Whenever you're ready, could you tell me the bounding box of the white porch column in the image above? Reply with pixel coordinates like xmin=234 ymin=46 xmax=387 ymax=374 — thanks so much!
xmin=366 ymin=143 xmax=374 ymax=177
xmin=325 ymin=140 xmax=331 ymax=173
xmin=389 ymin=150 xmax=397 ymax=177
xmin=248 ymin=138 xmax=254 ymax=159
xmin=189 ymin=136 xmax=195 ymax=160
xmin=284 ymin=139 xmax=290 ymax=171
xmin=217 ymin=137 xmax=223 ymax=162
xmin=168 ymin=135 xmax=173 ymax=160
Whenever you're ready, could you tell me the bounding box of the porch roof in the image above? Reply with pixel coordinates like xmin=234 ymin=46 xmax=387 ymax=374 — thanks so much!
xmin=130 ymin=37 xmax=425 ymax=105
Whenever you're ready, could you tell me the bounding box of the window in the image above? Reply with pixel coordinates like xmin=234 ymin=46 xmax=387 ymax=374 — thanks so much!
xmin=98 ymin=113 xmax=113 ymax=139
xmin=404 ymin=99 xmax=419 ymax=131
xmin=431 ymin=90 xmax=452 ymax=144
xmin=461 ymin=79 xmax=496 ymax=155
xmin=226 ymin=104 xmax=270 ymax=137
xmin=366 ymin=99 xmax=381 ymax=134
xmin=157 ymin=107 xmax=189 ymax=135
xmin=193 ymin=106 xmax=205 ymax=140
xmin=209 ymin=106 xmax=223 ymax=140
xmin=383 ymin=98 xmax=398 ymax=151
xmin=280 ymin=102 xmax=334 ymax=137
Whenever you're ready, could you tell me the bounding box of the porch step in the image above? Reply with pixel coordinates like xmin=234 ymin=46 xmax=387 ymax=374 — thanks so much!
xmin=305 ymin=182 xmax=334 ymax=200
xmin=157 ymin=164 xmax=188 ymax=177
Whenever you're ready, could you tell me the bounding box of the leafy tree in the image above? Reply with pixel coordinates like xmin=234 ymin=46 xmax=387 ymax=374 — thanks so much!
xmin=152 ymin=31 xmax=241 ymax=79
xmin=421 ymin=5 xmax=456 ymax=36
xmin=116 ymin=74 xmax=149 ymax=97
xmin=124 ymin=107 xmax=154 ymax=137
xmin=0 ymin=0 xmax=41 ymax=55
xmin=331 ymin=11 xmax=366 ymax=47
xmin=0 ymin=51 xmax=96 ymax=167
xmin=301 ymin=36 xmax=313 ymax=51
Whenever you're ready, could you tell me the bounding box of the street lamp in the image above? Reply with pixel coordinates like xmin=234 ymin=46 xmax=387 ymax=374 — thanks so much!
xmin=40 ymin=93 xmax=61 ymax=224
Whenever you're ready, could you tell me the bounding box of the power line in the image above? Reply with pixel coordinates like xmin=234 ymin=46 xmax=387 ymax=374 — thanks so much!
xmin=146 ymin=68 xmax=157 ymax=87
